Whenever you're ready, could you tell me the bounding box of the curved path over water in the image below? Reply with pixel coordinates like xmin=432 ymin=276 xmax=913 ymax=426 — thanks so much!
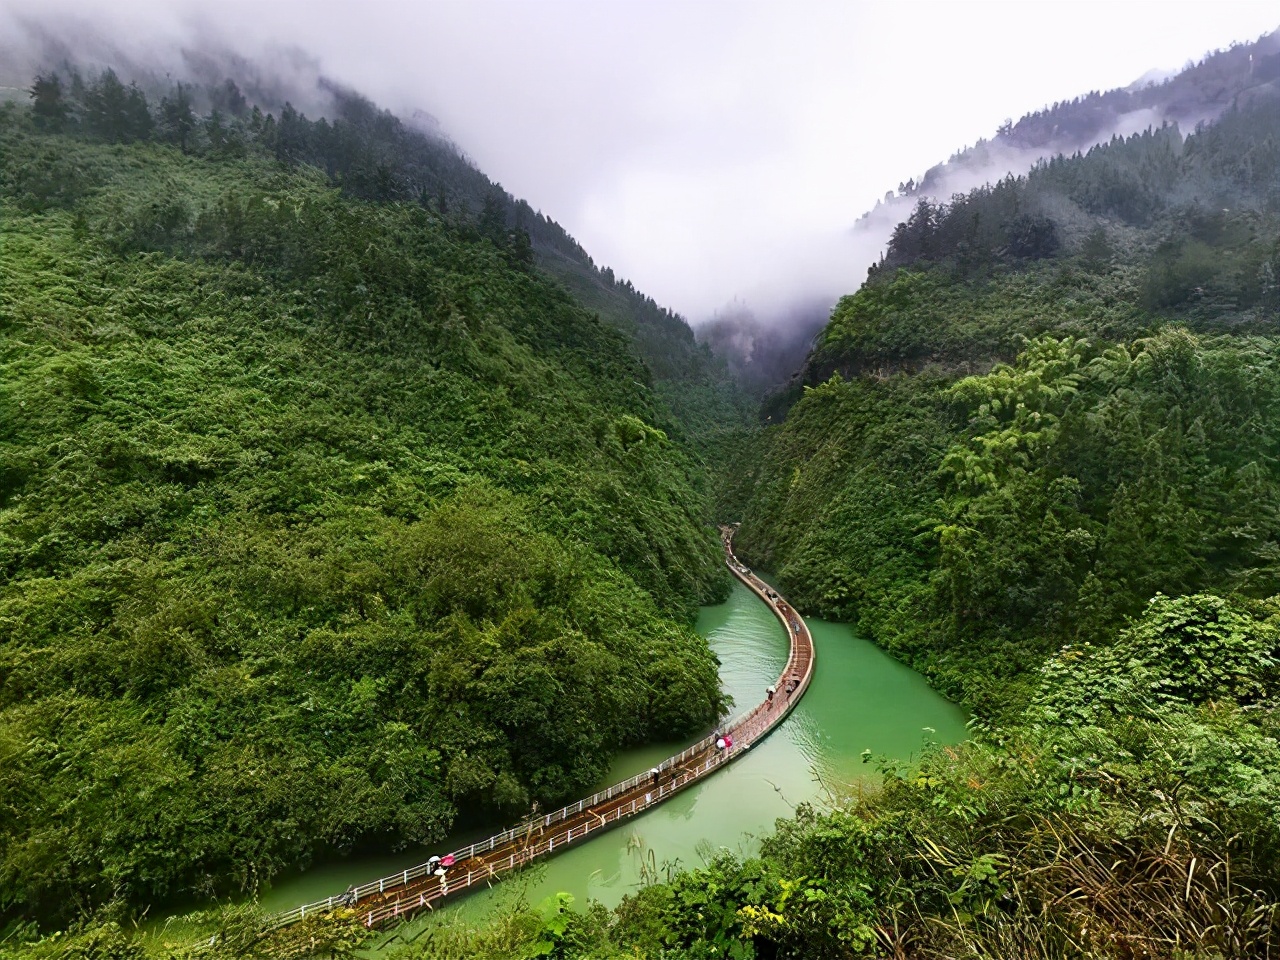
xmin=268 ymin=525 xmax=814 ymax=931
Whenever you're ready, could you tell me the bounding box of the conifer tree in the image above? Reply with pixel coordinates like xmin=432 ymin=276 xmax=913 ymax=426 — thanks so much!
xmin=160 ymin=83 xmax=196 ymax=153
xmin=28 ymin=73 xmax=69 ymax=132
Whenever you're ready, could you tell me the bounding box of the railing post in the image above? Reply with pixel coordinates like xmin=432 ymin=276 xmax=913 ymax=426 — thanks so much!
xmin=267 ymin=547 xmax=808 ymax=933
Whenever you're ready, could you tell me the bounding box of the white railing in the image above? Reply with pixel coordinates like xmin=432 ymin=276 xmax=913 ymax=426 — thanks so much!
xmin=267 ymin=529 xmax=813 ymax=931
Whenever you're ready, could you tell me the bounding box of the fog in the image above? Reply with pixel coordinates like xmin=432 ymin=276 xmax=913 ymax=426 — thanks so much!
xmin=3 ymin=0 xmax=1278 ymax=328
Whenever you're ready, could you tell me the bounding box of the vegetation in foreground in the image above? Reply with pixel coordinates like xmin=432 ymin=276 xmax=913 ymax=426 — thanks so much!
xmin=386 ymin=593 xmax=1280 ymax=959
xmin=29 ymin=589 xmax=1268 ymax=958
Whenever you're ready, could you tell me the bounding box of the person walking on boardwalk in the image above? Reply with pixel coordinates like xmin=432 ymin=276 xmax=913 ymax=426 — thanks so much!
xmin=767 ymin=685 xmax=776 ymax=705
xmin=650 ymin=767 xmax=660 ymax=787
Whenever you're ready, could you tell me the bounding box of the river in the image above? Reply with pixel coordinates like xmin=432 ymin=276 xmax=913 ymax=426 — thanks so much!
xmin=257 ymin=576 xmax=967 ymax=924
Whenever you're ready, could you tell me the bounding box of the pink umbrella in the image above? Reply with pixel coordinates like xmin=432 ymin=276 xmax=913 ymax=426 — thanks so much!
xmin=440 ymin=854 xmax=456 ymax=867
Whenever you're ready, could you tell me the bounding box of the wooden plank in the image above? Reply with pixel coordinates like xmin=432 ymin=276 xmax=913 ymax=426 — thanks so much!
xmin=268 ymin=524 xmax=814 ymax=931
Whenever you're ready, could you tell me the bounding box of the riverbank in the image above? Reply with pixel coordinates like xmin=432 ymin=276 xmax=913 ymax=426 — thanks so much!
xmin=274 ymin=577 xmax=968 ymax=948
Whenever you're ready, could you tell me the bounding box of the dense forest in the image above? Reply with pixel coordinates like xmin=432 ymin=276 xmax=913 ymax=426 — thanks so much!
xmin=734 ymin=92 xmax=1280 ymax=717
xmin=17 ymin=64 xmax=750 ymax=439
xmin=0 ymin=68 xmax=735 ymax=935
xmin=377 ymin=62 xmax=1280 ymax=960
xmin=5 ymin=33 xmax=1280 ymax=960
xmin=674 ymin=84 xmax=1280 ymax=957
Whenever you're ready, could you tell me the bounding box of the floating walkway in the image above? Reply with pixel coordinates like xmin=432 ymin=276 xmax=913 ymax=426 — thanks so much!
xmin=267 ymin=525 xmax=814 ymax=931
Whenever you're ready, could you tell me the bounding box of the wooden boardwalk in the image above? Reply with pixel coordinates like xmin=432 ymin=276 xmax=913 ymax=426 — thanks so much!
xmin=267 ymin=525 xmax=814 ymax=931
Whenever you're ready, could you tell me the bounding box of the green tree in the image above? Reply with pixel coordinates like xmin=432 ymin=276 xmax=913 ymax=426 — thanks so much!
xmin=27 ymin=73 xmax=69 ymax=132
xmin=82 ymin=69 xmax=152 ymax=143
xmin=159 ymin=82 xmax=196 ymax=152
xmin=124 ymin=82 xmax=153 ymax=142
xmin=479 ymin=186 xmax=509 ymax=246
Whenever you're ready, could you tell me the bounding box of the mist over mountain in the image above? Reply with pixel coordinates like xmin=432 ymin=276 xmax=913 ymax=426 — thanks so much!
xmin=0 ymin=12 xmax=331 ymax=119
xmin=699 ymin=56 xmax=1280 ymax=956
xmin=7 ymin=5 xmax=1280 ymax=958
xmin=856 ymin=28 xmax=1280 ymax=257
xmin=1 ymin=27 xmax=744 ymax=930
xmin=5 ymin=6 xmax=1279 ymax=403
xmin=5 ymin=14 xmax=755 ymax=445
xmin=694 ymin=299 xmax=830 ymax=401
xmin=706 ymin=28 xmax=1280 ymax=395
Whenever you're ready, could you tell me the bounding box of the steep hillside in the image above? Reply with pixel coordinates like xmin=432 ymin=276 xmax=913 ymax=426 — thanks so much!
xmin=0 ymin=86 xmax=730 ymax=925
xmin=285 ymin=41 xmax=1280 ymax=960
xmin=414 ymin=54 xmax=1280 ymax=960
xmin=956 ymin=29 xmax=1280 ymax=168
xmin=729 ymin=90 xmax=1280 ymax=717
xmin=700 ymin=29 xmax=1280 ymax=405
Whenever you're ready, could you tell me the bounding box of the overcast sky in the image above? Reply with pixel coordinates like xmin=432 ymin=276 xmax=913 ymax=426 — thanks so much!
xmin=6 ymin=0 xmax=1280 ymax=321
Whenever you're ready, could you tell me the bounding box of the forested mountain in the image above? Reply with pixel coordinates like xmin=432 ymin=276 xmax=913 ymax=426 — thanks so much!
xmin=358 ymin=79 xmax=1280 ymax=954
xmin=702 ymin=30 xmax=1280 ymax=405
xmin=0 ymin=67 xmax=735 ymax=930
xmin=583 ymin=72 xmax=1280 ymax=960
xmin=12 ymin=60 xmax=749 ymax=439
xmin=734 ymin=87 xmax=1280 ymax=713
xmin=7 ymin=27 xmax=1280 ymax=960
xmin=865 ymin=28 xmax=1280 ymax=227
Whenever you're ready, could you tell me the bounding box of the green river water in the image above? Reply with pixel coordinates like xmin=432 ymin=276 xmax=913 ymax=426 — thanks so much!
xmin=256 ymin=577 xmax=968 ymax=927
